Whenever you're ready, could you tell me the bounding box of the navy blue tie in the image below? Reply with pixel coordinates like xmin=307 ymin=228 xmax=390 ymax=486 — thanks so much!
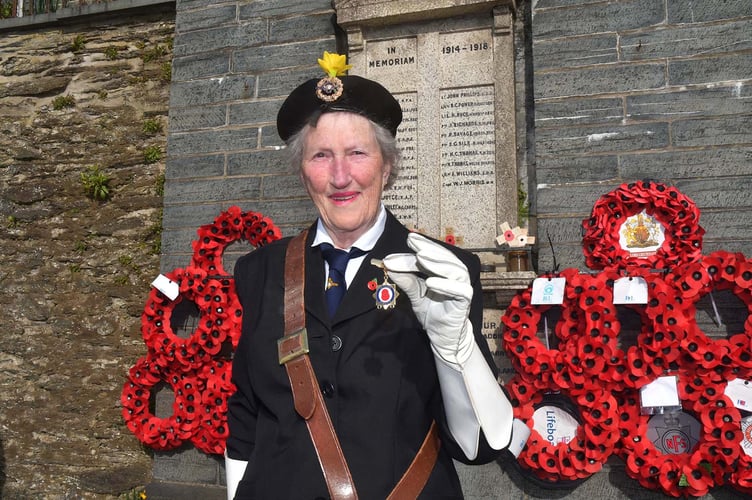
xmin=320 ymin=243 xmax=367 ymax=317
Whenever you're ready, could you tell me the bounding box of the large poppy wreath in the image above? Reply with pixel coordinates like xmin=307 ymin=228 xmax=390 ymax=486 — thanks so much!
xmin=123 ymin=207 xmax=281 ymax=454
xmin=582 ymin=181 xmax=704 ymax=272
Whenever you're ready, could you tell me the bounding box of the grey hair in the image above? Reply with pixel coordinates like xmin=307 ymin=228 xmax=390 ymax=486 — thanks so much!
xmin=284 ymin=113 xmax=402 ymax=187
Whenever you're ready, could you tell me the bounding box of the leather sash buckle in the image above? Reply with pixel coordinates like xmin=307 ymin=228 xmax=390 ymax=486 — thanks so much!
xmin=278 ymin=328 xmax=309 ymax=365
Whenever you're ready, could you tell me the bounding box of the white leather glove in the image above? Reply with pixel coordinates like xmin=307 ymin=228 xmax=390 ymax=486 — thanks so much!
xmin=381 ymin=232 xmax=474 ymax=366
xmin=383 ymin=232 xmax=514 ymax=459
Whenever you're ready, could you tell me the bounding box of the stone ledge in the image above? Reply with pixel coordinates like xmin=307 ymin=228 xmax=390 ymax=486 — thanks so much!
xmin=0 ymin=0 xmax=174 ymax=32
xmin=146 ymin=481 xmax=225 ymax=500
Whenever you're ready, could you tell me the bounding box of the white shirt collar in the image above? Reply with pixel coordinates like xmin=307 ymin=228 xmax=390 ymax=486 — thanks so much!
xmin=312 ymin=204 xmax=387 ymax=252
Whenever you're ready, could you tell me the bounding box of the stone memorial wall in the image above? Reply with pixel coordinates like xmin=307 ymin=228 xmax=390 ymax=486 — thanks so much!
xmin=337 ymin=0 xmax=518 ymax=250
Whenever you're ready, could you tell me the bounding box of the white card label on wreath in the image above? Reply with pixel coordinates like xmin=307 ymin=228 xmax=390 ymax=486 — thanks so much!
xmin=640 ymin=375 xmax=681 ymax=415
xmin=530 ymin=277 xmax=566 ymax=305
xmin=532 ymin=405 xmax=578 ymax=446
xmin=741 ymin=416 xmax=752 ymax=457
xmin=613 ymin=276 xmax=649 ymax=304
xmin=151 ymin=274 xmax=179 ymax=301
xmin=724 ymin=378 xmax=752 ymax=411
xmin=508 ymin=418 xmax=531 ymax=458
xmin=618 ymin=209 xmax=665 ymax=258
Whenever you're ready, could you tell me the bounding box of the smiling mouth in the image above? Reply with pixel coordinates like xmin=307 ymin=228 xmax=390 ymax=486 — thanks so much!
xmin=330 ymin=192 xmax=359 ymax=202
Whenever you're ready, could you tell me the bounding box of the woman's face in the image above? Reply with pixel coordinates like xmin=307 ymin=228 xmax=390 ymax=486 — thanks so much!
xmin=301 ymin=112 xmax=390 ymax=248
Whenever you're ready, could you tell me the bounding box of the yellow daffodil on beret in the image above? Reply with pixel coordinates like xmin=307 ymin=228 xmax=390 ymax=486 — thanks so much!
xmin=318 ymin=51 xmax=352 ymax=77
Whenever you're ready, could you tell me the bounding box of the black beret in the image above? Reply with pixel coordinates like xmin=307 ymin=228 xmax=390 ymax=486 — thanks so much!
xmin=277 ymin=74 xmax=403 ymax=142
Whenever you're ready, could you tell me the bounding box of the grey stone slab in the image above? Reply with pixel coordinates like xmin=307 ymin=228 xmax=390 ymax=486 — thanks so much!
xmin=168 ymin=128 xmax=259 ymax=156
xmin=536 ymin=154 xmax=618 ymax=184
xmin=175 ymin=4 xmax=237 ymax=33
xmin=270 ymin=12 xmax=334 ymax=44
xmin=169 ymin=105 xmax=227 ymax=132
xmin=161 ymin=227 xmax=200 ymax=256
xmin=536 ymin=182 xmax=620 ymax=214
xmin=674 ymin=177 xmax=752 ymax=209
xmin=164 ymin=177 xmax=262 ymax=204
xmin=239 ymin=0 xmax=332 ymax=19
xmin=536 ymin=123 xmax=669 ymax=156
xmin=257 ymin=67 xmax=319 ymax=99
xmin=535 ymin=240 xmax=588 ymax=273
xmin=534 ymin=0 xmax=604 ymax=8
xmin=627 ymin=85 xmax=752 ymax=121
xmin=232 ymin=39 xmax=335 ymax=73
xmin=162 ymin=202 xmax=224 ymax=230
xmin=621 ymin=20 xmax=752 ymax=61
xmin=535 ymin=97 xmax=623 ymax=127
xmin=669 ymin=52 xmax=752 ymax=86
xmin=668 ymin=0 xmax=752 ymax=24
xmin=232 ymin=198 xmax=318 ymax=226
xmin=672 ymin=114 xmax=752 ymax=148
xmin=532 ymin=215 xmax=588 ymax=244
xmin=699 ymin=209 xmax=752 ymax=241
xmin=703 ymin=239 xmax=752 ymax=255
xmin=151 ymin=447 xmax=222 ymax=483
xmin=172 ymin=21 xmax=267 ymax=57
xmin=620 ymin=148 xmax=752 ymax=179
xmin=227 ymin=149 xmax=292 ymax=176
xmin=146 ymin=481 xmax=225 ymax=500
xmin=172 ymin=52 xmax=231 ymax=80
xmin=169 ymin=75 xmax=256 ymax=108
xmin=534 ymin=63 xmax=665 ymax=100
xmin=260 ymin=124 xmax=284 ymax=148
xmin=532 ymin=0 xmax=664 ymax=39
xmin=533 ymin=35 xmax=617 ymax=70
xmin=165 ymin=154 xmax=225 ymax=179
xmin=261 ymin=174 xmax=308 ymax=199
xmin=228 ymin=99 xmax=283 ymax=126
xmin=160 ymin=253 xmax=192 ymax=273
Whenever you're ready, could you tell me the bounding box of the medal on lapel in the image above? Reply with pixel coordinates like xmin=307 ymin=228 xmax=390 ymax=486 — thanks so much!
xmin=369 ymin=259 xmax=399 ymax=309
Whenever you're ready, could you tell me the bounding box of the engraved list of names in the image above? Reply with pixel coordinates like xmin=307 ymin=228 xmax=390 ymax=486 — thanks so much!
xmin=365 ymin=29 xmax=497 ymax=247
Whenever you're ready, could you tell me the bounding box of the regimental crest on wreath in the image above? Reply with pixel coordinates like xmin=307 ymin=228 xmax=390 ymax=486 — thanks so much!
xmin=619 ymin=210 xmax=665 ymax=258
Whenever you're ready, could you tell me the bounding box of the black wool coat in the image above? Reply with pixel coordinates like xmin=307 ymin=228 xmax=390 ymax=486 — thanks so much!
xmin=227 ymin=211 xmax=502 ymax=500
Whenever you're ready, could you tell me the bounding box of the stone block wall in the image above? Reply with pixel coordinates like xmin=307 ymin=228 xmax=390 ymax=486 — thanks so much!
xmin=154 ymin=0 xmax=336 ymax=492
xmin=162 ymin=0 xmax=337 ymax=275
xmin=532 ymin=0 xmax=752 ymax=271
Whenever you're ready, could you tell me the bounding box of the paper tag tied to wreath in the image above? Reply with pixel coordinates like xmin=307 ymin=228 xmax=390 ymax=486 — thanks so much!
xmin=531 ymin=277 xmax=566 ymax=305
xmin=640 ymin=375 xmax=681 ymax=415
xmin=508 ymin=418 xmax=531 ymax=458
xmin=151 ymin=274 xmax=179 ymax=300
xmin=613 ymin=276 xmax=649 ymax=304
xmin=724 ymin=378 xmax=752 ymax=411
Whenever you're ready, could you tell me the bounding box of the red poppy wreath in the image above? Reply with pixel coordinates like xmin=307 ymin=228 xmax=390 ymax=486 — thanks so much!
xmin=506 ymin=375 xmax=620 ymax=484
xmin=140 ymin=266 xmax=242 ymax=369
xmin=665 ymin=251 xmax=752 ymax=381
xmin=582 ymin=181 xmax=704 ymax=272
xmin=121 ymin=356 xmax=201 ymax=451
xmin=191 ymin=205 xmax=281 ymax=276
xmin=616 ymin=377 xmax=743 ymax=497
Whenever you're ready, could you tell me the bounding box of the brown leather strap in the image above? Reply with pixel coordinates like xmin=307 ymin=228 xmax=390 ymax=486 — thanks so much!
xmin=280 ymin=230 xmax=358 ymax=500
xmin=280 ymin=229 xmax=439 ymax=499
xmin=387 ymin=420 xmax=441 ymax=500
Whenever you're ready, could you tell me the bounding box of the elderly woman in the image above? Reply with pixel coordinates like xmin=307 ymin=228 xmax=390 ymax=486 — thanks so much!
xmin=225 ymin=53 xmax=514 ymax=499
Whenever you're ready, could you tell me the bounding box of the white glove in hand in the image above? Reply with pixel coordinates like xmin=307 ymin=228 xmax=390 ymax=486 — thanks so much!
xmin=382 ymin=232 xmax=474 ymax=366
